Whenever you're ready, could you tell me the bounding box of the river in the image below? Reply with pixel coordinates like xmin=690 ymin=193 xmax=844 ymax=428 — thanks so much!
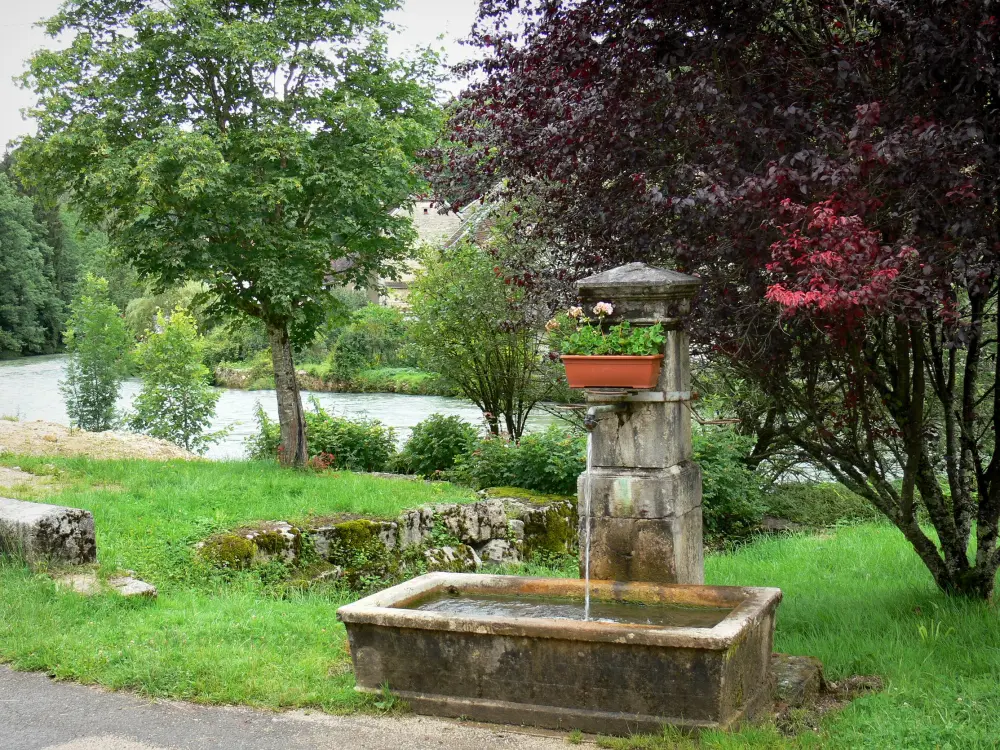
xmin=0 ymin=355 xmax=557 ymax=460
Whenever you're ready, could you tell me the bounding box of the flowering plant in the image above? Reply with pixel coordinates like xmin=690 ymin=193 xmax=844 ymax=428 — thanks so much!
xmin=546 ymin=302 xmax=665 ymax=356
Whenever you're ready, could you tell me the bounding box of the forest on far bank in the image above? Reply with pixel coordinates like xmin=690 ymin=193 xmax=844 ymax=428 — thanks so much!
xmin=0 ymin=158 xmax=130 ymax=358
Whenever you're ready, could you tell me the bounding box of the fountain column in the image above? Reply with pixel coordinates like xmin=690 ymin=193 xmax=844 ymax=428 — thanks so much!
xmin=576 ymin=263 xmax=704 ymax=584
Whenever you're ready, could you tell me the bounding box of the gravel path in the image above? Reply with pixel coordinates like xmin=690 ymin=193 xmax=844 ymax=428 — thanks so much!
xmin=0 ymin=667 xmax=574 ymax=750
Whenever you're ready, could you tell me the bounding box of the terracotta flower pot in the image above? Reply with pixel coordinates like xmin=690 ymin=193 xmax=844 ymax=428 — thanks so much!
xmin=561 ymin=355 xmax=664 ymax=389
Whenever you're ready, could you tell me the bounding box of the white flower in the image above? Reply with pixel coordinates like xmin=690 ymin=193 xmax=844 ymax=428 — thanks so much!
xmin=567 ymin=306 xmax=584 ymax=319
xmin=593 ymin=302 xmax=614 ymax=317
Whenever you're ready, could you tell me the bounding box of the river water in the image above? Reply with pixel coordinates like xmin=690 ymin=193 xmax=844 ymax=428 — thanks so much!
xmin=0 ymin=355 xmax=554 ymax=460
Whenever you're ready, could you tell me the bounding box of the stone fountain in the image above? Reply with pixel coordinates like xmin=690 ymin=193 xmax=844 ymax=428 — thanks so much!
xmin=338 ymin=263 xmax=782 ymax=735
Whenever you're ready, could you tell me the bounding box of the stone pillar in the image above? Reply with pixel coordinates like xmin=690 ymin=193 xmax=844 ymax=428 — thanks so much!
xmin=576 ymin=262 xmax=704 ymax=584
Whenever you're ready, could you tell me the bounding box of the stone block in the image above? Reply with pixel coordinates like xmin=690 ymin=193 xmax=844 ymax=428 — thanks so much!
xmin=589 ymin=402 xmax=692 ymax=469
xmin=310 ymin=519 xmax=397 ymax=564
xmin=397 ymin=506 xmax=436 ymax=549
xmin=242 ymin=522 xmax=302 ymax=564
xmin=771 ymin=653 xmax=824 ymax=708
xmin=424 ymin=545 xmax=481 ymax=572
xmin=311 ymin=520 xmax=397 ymax=562
xmin=108 ymin=576 xmax=158 ymax=599
xmin=477 ymin=539 xmax=521 ymax=565
xmin=0 ymin=496 xmax=96 ymax=566
xmin=580 ymin=508 xmax=703 ymax=584
xmin=500 ymin=497 xmax=578 ymax=558
xmin=579 ymin=462 xmax=702 ymax=519
xmin=438 ymin=500 xmax=508 ymax=545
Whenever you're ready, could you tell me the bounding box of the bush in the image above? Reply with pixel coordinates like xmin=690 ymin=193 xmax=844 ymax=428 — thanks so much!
xmin=393 ymin=414 xmax=479 ymax=477
xmin=246 ymin=399 xmax=396 ymax=472
xmin=763 ymin=482 xmax=880 ymax=527
xmin=450 ymin=426 xmax=586 ymax=495
xmin=693 ymin=428 xmax=766 ymax=539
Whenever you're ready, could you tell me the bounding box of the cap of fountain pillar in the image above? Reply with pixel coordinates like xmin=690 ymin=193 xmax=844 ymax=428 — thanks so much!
xmin=577 ymin=262 xmax=701 ymax=326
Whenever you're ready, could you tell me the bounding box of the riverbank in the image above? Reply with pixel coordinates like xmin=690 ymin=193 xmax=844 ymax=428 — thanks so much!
xmin=213 ymin=363 xmax=458 ymax=396
xmin=0 ymin=355 xmax=537 ymax=460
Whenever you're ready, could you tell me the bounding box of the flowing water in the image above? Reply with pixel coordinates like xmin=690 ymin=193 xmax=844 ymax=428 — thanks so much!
xmin=408 ymin=591 xmax=731 ymax=628
xmin=0 ymin=355 xmax=555 ymax=460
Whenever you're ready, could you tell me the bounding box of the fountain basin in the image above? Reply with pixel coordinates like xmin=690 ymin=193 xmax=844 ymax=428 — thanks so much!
xmin=337 ymin=573 xmax=781 ymax=735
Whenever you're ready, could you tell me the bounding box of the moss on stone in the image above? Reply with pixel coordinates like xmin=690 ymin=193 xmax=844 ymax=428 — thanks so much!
xmin=251 ymin=530 xmax=288 ymax=555
xmin=328 ymin=519 xmax=383 ymax=548
xmin=522 ymin=502 xmax=578 ymax=558
xmin=198 ymin=534 xmax=258 ymax=569
xmin=486 ymin=486 xmax=575 ymax=505
xmin=323 ymin=519 xmax=398 ymax=588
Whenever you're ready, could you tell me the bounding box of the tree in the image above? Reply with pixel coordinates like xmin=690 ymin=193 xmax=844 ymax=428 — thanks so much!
xmin=61 ymin=275 xmax=131 ymax=432
xmin=19 ymin=0 xmax=440 ymax=466
xmin=410 ymin=235 xmax=553 ymax=438
xmin=129 ymin=308 xmax=222 ymax=453
xmin=0 ymin=174 xmax=59 ymax=356
xmin=434 ymin=2 xmax=1000 ymax=597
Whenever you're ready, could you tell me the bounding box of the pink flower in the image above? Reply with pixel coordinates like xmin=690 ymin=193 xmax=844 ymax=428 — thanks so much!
xmin=567 ymin=306 xmax=584 ymax=319
xmin=593 ymin=301 xmax=614 ymax=317
xmin=545 ymin=318 xmax=560 ymax=332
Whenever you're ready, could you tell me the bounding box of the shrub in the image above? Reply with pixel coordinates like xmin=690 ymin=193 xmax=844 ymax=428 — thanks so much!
xmin=393 ymin=414 xmax=479 ymax=477
xmin=450 ymin=426 xmax=586 ymax=495
xmin=763 ymin=482 xmax=880 ymax=527
xmin=60 ymin=274 xmax=132 ymax=431
xmin=128 ymin=307 xmax=223 ymax=453
xmin=693 ymin=428 xmax=766 ymax=539
xmin=246 ymin=399 xmax=396 ymax=472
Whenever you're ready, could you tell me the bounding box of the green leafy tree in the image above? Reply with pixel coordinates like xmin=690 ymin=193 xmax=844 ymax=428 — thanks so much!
xmin=19 ymin=0 xmax=440 ymax=466
xmin=129 ymin=308 xmax=222 ymax=453
xmin=0 ymin=174 xmax=62 ymax=355
xmin=410 ymin=238 xmax=553 ymax=438
xmin=61 ymin=275 xmax=131 ymax=431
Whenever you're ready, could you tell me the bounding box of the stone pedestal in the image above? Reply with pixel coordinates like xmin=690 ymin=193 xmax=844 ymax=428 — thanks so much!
xmin=577 ymin=263 xmax=704 ymax=584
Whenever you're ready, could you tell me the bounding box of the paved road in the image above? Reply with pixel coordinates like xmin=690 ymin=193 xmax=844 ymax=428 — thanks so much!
xmin=0 ymin=667 xmax=572 ymax=750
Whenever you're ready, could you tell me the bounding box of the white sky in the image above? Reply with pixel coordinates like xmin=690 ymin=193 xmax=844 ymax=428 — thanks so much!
xmin=0 ymin=0 xmax=479 ymax=151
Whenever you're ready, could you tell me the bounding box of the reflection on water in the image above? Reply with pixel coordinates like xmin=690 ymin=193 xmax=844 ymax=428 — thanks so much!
xmin=408 ymin=592 xmax=732 ymax=628
xmin=0 ymin=355 xmax=555 ymax=460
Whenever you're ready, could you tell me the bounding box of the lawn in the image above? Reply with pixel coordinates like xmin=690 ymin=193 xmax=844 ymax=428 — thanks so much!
xmin=1 ymin=456 xmax=998 ymax=748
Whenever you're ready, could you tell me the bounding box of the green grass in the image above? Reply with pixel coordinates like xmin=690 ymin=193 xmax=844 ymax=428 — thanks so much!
xmin=0 ymin=456 xmax=474 ymax=711
xmin=605 ymin=527 xmax=1000 ymax=749
xmin=1 ymin=457 xmax=999 ymax=747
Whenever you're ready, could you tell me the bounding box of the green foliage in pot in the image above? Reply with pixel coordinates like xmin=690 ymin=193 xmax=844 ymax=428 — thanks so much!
xmin=548 ymin=303 xmax=665 ymax=356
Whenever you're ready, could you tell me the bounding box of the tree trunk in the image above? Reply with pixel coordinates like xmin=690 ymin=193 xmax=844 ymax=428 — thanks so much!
xmin=267 ymin=321 xmax=308 ymax=467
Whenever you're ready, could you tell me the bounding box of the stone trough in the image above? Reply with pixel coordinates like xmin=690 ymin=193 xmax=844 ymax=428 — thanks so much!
xmin=338 ymin=572 xmax=782 ymax=735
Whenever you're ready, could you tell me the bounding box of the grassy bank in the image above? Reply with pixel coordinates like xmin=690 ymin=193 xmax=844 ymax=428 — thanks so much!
xmin=0 ymin=457 xmax=997 ymax=747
